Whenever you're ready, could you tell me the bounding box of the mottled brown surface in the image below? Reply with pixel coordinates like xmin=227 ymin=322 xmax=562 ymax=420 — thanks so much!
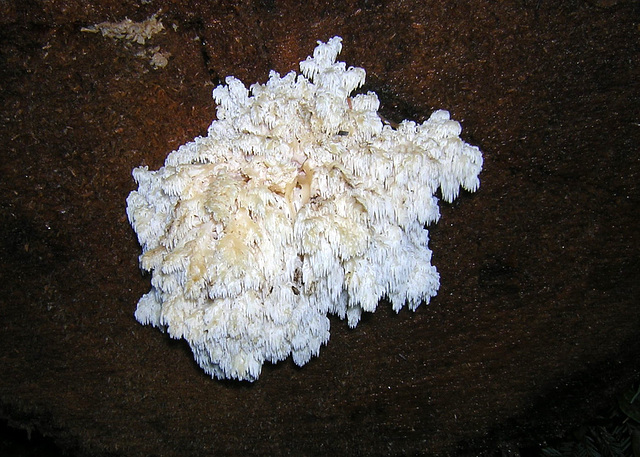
xmin=1 ymin=1 xmax=639 ymax=456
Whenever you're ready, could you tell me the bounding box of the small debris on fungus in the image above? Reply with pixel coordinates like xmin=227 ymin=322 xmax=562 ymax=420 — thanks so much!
xmin=126 ymin=37 xmax=483 ymax=381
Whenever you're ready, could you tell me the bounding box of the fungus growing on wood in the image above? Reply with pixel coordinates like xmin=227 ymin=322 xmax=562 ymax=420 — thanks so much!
xmin=126 ymin=37 xmax=483 ymax=381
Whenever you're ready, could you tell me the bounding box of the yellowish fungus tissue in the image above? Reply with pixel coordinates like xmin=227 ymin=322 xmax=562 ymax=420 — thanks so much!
xmin=81 ymin=13 xmax=170 ymax=69
xmin=126 ymin=37 xmax=483 ymax=381
xmin=81 ymin=13 xmax=164 ymax=45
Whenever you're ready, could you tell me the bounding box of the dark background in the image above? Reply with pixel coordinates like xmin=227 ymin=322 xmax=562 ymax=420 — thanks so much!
xmin=1 ymin=1 xmax=639 ymax=455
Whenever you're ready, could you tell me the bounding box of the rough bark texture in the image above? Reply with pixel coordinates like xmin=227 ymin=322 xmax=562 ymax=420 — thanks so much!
xmin=1 ymin=1 xmax=639 ymax=455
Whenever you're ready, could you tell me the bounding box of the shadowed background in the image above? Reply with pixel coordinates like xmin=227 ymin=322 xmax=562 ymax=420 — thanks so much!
xmin=1 ymin=0 xmax=639 ymax=455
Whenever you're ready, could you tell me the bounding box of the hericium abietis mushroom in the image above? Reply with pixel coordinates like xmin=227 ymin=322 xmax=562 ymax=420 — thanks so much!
xmin=126 ymin=37 xmax=483 ymax=381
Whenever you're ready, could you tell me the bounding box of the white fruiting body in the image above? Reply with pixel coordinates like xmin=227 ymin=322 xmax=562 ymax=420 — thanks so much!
xmin=126 ymin=37 xmax=483 ymax=381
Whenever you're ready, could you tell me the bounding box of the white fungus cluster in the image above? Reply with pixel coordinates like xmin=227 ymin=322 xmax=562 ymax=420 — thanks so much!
xmin=126 ymin=37 xmax=483 ymax=381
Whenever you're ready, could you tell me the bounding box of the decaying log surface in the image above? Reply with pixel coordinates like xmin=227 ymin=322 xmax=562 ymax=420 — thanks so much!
xmin=1 ymin=1 xmax=638 ymax=455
